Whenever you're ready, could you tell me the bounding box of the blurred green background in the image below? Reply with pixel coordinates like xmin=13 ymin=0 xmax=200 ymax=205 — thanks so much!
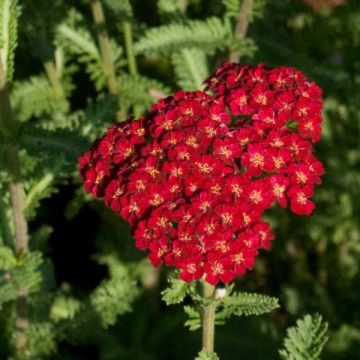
xmin=0 ymin=0 xmax=359 ymax=359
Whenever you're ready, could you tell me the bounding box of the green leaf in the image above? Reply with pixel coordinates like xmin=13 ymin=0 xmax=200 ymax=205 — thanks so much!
xmin=80 ymin=94 xmax=118 ymax=140
xmin=103 ymin=0 xmax=132 ymax=17
xmin=24 ymin=171 xmax=58 ymax=219
xmin=0 ymin=251 xmax=43 ymax=309
xmin=217 ymin=292 xmax=280 ymax=318
xmin=158 ymin=0 xmax=182 ymax=15
xmin=161 ymin=277 xmax=189 ymax=305
xmin=195 ymin=350 xmax=220 ymax=360
xmin=171 ymin=48 xmax=209 ymax=91
xmin=25 ymin=322 xmax=57 ymax=357
xmin=20 ymin=128 xmax=88 ymax=161
xmin=91 ymin=274 xmax=139 ymax=327
xmin=184 ymin=305 xmax=201 ymax=331
xmin=0 ymin=246 xmax=16 ymax=270
xmin=11 ymin=75 xmax=68 ymax=123
xmin=50 ymin=295 xmax=82 ymax=322
xmin=135 ymin=17 xmax=235 ymax=55
xmin=223 ymin=0 xmax=242 ymax=18
xmin=223 ymin=0 xmax=267 ymax=20
xmin=118 ymin=73 xmax=170 ymax=115
xmin=57 ymin=10 xmax=125 ymax=90
xmin=279 ymin=314 xmax=329 ymax=360
xmin=0 ymin=0 xmax=20 ymax=81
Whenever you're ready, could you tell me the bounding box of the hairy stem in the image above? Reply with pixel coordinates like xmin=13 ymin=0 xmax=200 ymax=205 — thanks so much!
xmin=0 ymin=53 xmax=29 ymax=353
xmin=229 ymin=0 xmax=254 ymax=63
xmin=91 ymin=0 xmax=118 ymax=95
xmin=123 ymin=20 xmax=138 ymax=75
xmin=202 ymin=282 xmax=216 ymax=353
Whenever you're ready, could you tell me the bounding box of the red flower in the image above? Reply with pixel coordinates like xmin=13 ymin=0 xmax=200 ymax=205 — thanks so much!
xmin=288 ymin=185 xmax=315 ymax=215
xmin=79 ymin=63 xmax=324 ymax=284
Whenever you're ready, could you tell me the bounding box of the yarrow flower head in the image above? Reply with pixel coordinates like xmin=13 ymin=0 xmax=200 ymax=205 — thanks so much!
xmin=78 ymin=63 xmax=324 ymax=285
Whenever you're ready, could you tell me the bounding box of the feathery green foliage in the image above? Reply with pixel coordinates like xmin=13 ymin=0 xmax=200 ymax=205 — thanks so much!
xmin=171 ymin=48 xmax=209 ymax=90
xmin=279 ymin=314 xmax=329 ymax=360
xmin=217 ymin=292 xmax=280 ymax=319
xmin=25 ymin=322 xmax=57 ymax=359
xmin=103 ymin=0 xmax=133 ymax=17
xmin=184 ymin=305 xmax=201 ymax=331
xmin=158 ymin=0 xmax=183 ymax=15
xmin=57 ymin=10 xmax=125 ymax=90
xmin=91 ymin=275 xmax=139 ymax=327
xmin=0 ymin=250 xmax=43 ymax=309
xmin=11 ymin=75 xmax=68 ymax=123
xmin=223 ymin=0 xmax=267 ymax=20
xmin=118 ymin=73 xmax=170 ymax=114
xmin=24 ymin=172 xmax=58 ymax=219
xmin=0 ymin=0 xmax=20 ymax=81
xmin=223 ymin=0 xmax=243 ymax=18
xmin=50 ymin=295 xmax=82 ymax=323
xmin=20 ymin=127 xmax=88 ymax=162
xmin=162 ymin=277 xmax=191 ymax=305
xmin=135 ymin=17 xmax=255 ymax=55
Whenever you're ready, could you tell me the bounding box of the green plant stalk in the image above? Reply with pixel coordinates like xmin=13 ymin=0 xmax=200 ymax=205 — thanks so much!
xmin=229 ymin=0 xmax=253 ymax=63
xmin=123 ymin=20 xmax=137 ymax=76
xmin=90 ymin=0 xmax=118 ymax=95
xmin=202 ymin=282 xmax=216 ymax=353
xmin=43 ymin=59 xmax=65 ymax=99
xmin=0 ymin=56 xmax=29 ymax=352
xmin=178 ymin=0 xmax=187 ymax=13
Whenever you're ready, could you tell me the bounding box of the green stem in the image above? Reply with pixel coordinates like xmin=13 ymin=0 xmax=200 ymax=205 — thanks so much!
xmin=0 ymin=53 xmax=29 ymax=353
xmin=202 ymin=282 xmax=216 ymax=353
xmin=123 ymin=20 xmax=138 ymax=75
xmin=90 ymin=0 xmax=118 ymax=95
xmin=178 ymin=0 xmax=187 ymax=13
xmin=43 ymin=60 xmax=65 ymax=99
xmin=229 ymin=0 xmax=253 ymax=63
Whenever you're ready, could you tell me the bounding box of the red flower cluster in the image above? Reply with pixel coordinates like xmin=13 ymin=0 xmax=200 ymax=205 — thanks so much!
xmin=79 ymin=64 xmax=324 ymax=285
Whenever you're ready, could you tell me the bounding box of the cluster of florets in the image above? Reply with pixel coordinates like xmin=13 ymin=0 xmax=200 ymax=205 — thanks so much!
xmin=79 ymin=63 xmax=324 ymax=285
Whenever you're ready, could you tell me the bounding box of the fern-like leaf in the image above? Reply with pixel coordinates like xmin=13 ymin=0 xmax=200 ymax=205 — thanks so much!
xmin=103 ymin=0 xmax=132 ymax=17
xmin=171 ymin=48 xmax=209 ymax=90
xmin=162 ymin=277 xmax=190 ymax=305
xmin=24 ymin=172 xmax=58 ymax=220
xmin=0 ymin=0 xmax=20 ymax=81
xmin=118 ymin=73 xmax=170 ymax=114
xmin=20 ymin=127 xmax=88 ymax=162
xmin=57 ymin=10 xmax=125 ymax=90
xmin=217 ymin=291 xmax=279 ymax=319
xmin=11 ymin=75 xmax=68 ymax=123
xmin=279 ymin=314 xmax=329 ymax=360
xmin=184 ymin=305 xmax=201 ymax=331
xmin=0 ymin=251 xmax=43 ymax=309
xmin=223 ymin=0 xmax=267 ymax=20
xmin=25 ymin=322 xmax=57 ymax=357
xmin=223 ymin=0 xmax=242 ymax=18
xmin=91 ymin=276 xmax=139 ymax=327
xmin=135 ymin=17 xmax=236 ymax=55
xmin=50 ymin=295 xmax=82 ymax=323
